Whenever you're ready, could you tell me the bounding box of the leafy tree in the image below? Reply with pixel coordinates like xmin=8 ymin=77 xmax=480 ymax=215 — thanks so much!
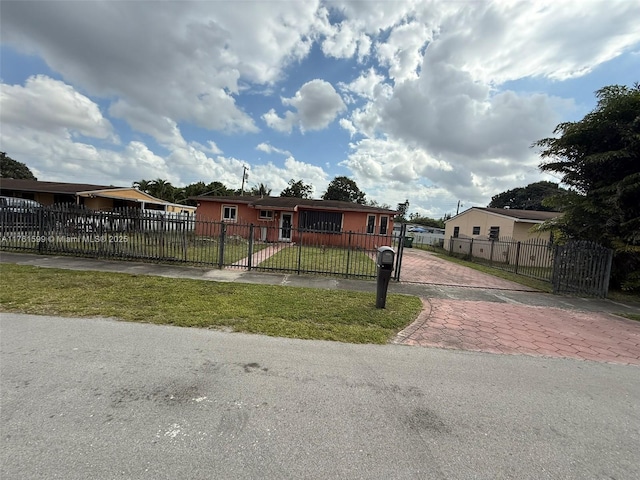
xmin=396 ymin=200 xmax=409 ymax=222
xmin=408 ymin=213 xmax=445 ymax=229
xmin=366 ymin=199 xmax=392 ymax=209
xmin=250 ymin=183 xmax=272 ymax=197
xmin=322 ymin=176 xmax=366 ymax=204
xmin=0 ymin=152 xmax=37 ymax=180
xmin=488 ymin=181 xmax=565 ymax=211
xmin=280 ymin=179 xmax=313 ymax=199
xmin=536 ymin=83 xmax=640 ymax=291
xmin=133 ymin=179 xmax=153 ymax=193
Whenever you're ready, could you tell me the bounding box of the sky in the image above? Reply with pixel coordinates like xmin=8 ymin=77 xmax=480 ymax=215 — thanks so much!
xmin=1 ymin=0 xmax=639 ymax=219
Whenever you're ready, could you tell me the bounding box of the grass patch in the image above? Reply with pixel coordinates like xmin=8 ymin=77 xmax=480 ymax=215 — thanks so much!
xmin=0 ymin=264 xmax=422 ymax=344
xmin=258 ymin=245 xmax=377 ymax=277
xmin=428 ymin=249 xmax=552 ymax=293
xmin=615 ymin=313 xmax=640 ymax=321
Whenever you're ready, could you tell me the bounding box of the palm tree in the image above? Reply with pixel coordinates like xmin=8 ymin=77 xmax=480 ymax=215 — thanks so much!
xmin=251 ymin=183 xmax=272 ymax=197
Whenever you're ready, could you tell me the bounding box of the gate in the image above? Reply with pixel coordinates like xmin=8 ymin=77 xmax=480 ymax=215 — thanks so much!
xmin=552 ymin=240 xmax=613 ymax=297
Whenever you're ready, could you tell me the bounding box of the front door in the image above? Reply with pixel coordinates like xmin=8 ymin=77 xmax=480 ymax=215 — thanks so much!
xmin=279 ymin=213 xmax=292 ymax=241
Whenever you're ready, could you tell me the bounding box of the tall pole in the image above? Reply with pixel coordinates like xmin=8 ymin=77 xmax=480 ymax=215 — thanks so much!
xmin=241 ymin=165 xmax=248 ymax=196
xmin=456 ymin=200 xmax=460 ymax=215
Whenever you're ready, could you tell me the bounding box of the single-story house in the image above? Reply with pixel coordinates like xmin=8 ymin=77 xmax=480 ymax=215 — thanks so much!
xmin=444 ymin=207 xmax=561 ymax=242
xmin=0 ymin=179 xmax=195 ymax=214
xmin=193 ymin=195 xmax=396 ymax=248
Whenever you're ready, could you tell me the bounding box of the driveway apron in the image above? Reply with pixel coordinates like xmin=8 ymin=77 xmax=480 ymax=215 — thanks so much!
xmin=394 ymin=249 xmax=640 ymax=366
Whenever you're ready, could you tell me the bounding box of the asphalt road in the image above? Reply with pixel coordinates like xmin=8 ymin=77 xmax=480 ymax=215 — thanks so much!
xmin=1 ymin=313 xmax=639 ymax=480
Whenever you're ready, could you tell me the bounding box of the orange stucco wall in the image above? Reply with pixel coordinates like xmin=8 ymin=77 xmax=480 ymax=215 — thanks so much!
xmin=195 ymin=200 xmax=395 ymax=248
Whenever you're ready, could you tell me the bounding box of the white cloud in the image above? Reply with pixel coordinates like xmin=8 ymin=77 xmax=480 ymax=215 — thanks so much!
xmin=0 ymin=75 xmax=116 ymax=141
xmin=0 ymin=1 xmax=328 ymax=134
xmin=263 ymin=79 xmax=346 ymax=133
xmin=256 ymin=142 xmax=292 ymax=157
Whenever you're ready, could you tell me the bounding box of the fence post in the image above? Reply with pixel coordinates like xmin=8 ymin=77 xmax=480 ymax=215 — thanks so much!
xmin=346 ymin=231 xmax=352 ymax=277
xmin=37 ymin=208 xmax=46 ymax=253
xmin=469 ymin=238 xmax=474 ymax=260
xmin=248 ymin=224 xmax=254 ymax=271
xmin=489 ymin=240 xmax=495 ymax=266
xmin=602 ymin=248 xmax=613 ymax=298
xmin=182 ymin=217 xmax=188 ymax=262
xmin=448 ymin=236 xmax=453 ymax=256
xmin=218 ymin=222 xmax=226 ymax=268
xmin=514 ymin=241 xmax=521 ymax=274
xmin=297 ymin=227 xmax=303 ymax=274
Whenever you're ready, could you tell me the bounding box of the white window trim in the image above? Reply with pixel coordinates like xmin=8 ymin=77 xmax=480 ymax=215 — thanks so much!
xmin=366 ymin=214 xmax=376 ymax=234
xmin=222 ymin=204 xmax=237 ymax=223
xmin=259 ymin=209 xmax=274 ymax=220
xmin=379 ymin=215 xmax=389 ymax=235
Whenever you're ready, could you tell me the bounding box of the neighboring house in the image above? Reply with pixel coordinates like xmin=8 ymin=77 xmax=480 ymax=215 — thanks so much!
xmin=0 ymin=179 xmax=195 ymax=214
xmin=444 ymin=207 xmax=561 ymax=242
xmin=193 ymin=195 xmax=396 ymax=247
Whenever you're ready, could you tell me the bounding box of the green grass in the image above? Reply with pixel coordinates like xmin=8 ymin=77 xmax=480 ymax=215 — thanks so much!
xmin=615 ymin=313 xmax=640 ymax=321
xmin=258 ymin=245 xmax=377 ymax=277
xmin=0 ymin=264 xmax=422 ymax=344
xmin=428 ymin=249 xmax=553 ymax=293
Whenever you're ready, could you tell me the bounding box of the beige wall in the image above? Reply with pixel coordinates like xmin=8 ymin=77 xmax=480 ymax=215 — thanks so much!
xmin=512 ymin=222 xmax=551 ymax=242
xmin=445 ymin=209 xmax=515 ymax=240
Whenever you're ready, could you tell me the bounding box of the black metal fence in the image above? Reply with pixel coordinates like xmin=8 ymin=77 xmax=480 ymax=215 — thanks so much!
xmin=447 ymin=236 xmax=556 ymax=281
xmin=0 ymin=205 xmax=394 ymax=279
xmin=552 ymin=240 xmax=613 ymax=297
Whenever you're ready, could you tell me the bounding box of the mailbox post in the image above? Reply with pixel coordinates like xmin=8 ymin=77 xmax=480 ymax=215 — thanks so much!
xmin=376 ymin=246 xmax=395 ymax=309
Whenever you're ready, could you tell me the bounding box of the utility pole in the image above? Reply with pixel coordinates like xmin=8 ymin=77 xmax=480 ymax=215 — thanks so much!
xmin=240 ymin=165 xmax=249 ymax=196
xmin=456 ymin=200 xmax=461 ymax=215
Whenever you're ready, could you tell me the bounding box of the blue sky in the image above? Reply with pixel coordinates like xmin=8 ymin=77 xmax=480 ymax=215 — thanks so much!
xmin=1 ymin=0 xmax=639 ymax=219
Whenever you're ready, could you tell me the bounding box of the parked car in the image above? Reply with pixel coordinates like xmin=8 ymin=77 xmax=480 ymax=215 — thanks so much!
xmin=0 ymin=196 xmax=43 ymax=231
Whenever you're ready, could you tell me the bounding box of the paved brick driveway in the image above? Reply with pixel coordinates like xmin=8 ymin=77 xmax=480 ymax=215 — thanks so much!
xmin=394 ymin=249 xmax=640 ymax=366
xmin=398 ymin=247 xmax=537 ymax=290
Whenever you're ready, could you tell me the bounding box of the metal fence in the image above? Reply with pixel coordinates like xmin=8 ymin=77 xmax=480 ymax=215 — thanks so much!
xmin=0 ymin=205 xmax=394 ymax=279
xmin=447 ymin=236 xmax=555 ymax=281
xmin=552 ymin=240 xmax=613 ymax=297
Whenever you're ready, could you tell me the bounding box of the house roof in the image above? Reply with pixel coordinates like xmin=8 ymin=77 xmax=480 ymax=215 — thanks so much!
xmin=446 ymin=207 xmax=561 ymax=223
xmin=194 ymin=195 xmax=397 ymax=214
xmin=0 ymin=178 xmax=122 ymax=194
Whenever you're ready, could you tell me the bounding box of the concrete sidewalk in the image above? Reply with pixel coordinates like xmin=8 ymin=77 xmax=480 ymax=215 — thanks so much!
xmin=2 ymin=251 xmax=639 ymax=365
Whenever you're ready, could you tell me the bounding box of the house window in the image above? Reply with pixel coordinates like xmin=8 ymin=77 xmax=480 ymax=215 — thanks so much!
xmin=489 ymin=226 xmax=500 ymax=240
xmin=259 ymin=210 xmax=273 ymax=220
xmin=222 ymin=205 xmax=237 ymax=222
xmin=366 ymin=215 xmax=376 ymax=234
xmin=379 ymin=216 xmax=389 ymax=235
xmin=453 ymin=226 xmax=460 ymax=238
xmin=472 ymin=226 xmax=481 ymax=235
xmin=299 ymin=210 xmax=342 ymax=233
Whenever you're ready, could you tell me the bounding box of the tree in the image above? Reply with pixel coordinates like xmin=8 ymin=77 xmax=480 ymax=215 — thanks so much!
xmin=488 ymin=181 xmax=565 ymax=211
xmin=408 ymin=213 xmax=444 ymax=229
xmin=250 ymin=183 xmax=272 ymax=197
xmin=536 ymin=83 xmax=640 ymax=291
xmin=280 ymin=179 xmax=313 ymax=199
xmin=146 ymin=178 xmax=177 ymax=202
xmin=322 ymin=176 xmax=366 ymax=204
xmin=133 ymin=179 xmax=153 ymax=193
xmin=0 ymin=152 xmax=37 ymax=180
xmin=396 ymin=200 xmax=409 ymax=222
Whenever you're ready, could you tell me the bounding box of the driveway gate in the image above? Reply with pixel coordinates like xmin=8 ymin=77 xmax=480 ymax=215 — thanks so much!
xmin=552 ymin=240 xmax=613 ymax=297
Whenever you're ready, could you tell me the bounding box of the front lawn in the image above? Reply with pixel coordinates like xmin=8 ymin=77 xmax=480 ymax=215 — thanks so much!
xmin=0 ymin=264 xmax=422 ymax=344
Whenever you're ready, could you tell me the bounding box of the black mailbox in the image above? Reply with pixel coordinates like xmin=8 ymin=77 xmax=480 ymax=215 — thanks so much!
xmin=376 ymin=246 xmax=395 ymax=308
xmin=377 ymin=246 xmax=395 ymax=268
